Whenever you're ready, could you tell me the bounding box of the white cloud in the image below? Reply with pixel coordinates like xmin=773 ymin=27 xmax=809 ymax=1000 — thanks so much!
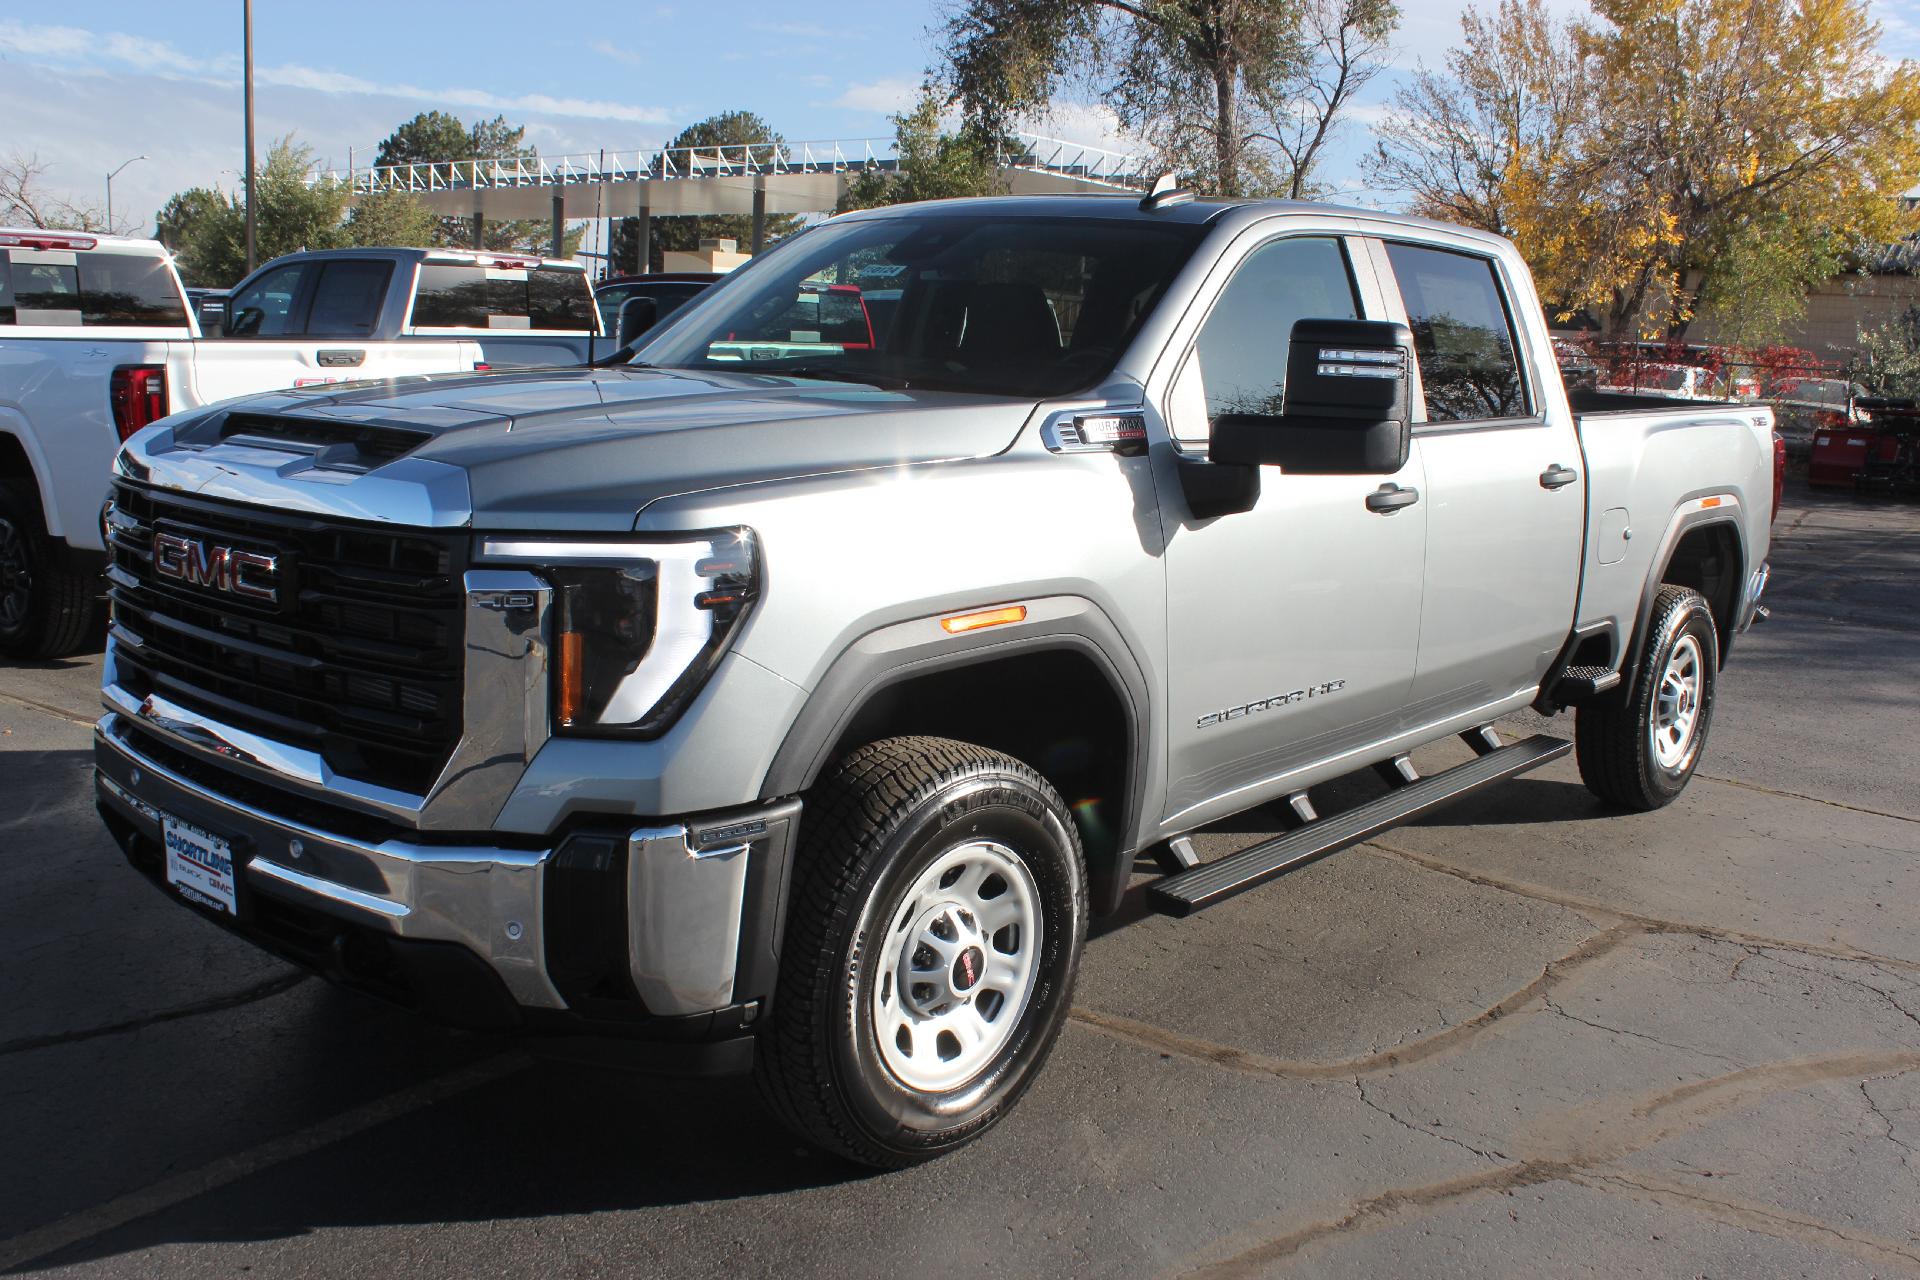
xmin=591 ymin=38 xmax=647 ymax=67
xmin=832 ymin=77 xmax=921 ymax=115
xmin=751 ymin=20 xmax=836 ymax=39
xmin=0 ymin=19 xmax=671 ymax=127
xmin=1017 ymin=101 xmax=1141 ymax=158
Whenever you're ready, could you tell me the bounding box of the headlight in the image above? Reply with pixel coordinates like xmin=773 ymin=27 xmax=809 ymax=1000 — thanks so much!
xmin=478 ymin=529 xmax=758 ymax=736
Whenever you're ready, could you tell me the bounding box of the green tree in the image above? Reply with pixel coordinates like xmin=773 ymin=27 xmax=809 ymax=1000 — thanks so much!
xmin=155 ymin=137 xmax=349 ymax=286
xmin=342 ymin=187 xmax=440 ymax=248
xmin=609 ymin=111 xmax=803 ymax=272
xmin=838 ymin=90 xmax=1005 ymax=211
xmin=156 ymin=186 xmax=243 ymax=285
xmin=935 ymin=0 xmax=1397 ymax=197
xmin=1852 ymin=305 xmax=1920 ymax=397
xmin=372 ymin=111 xmax=563 ymax=252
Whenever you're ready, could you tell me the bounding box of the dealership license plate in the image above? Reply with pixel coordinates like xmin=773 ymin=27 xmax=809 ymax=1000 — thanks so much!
xmin=162 ymin=813 xmax=238 ymax=916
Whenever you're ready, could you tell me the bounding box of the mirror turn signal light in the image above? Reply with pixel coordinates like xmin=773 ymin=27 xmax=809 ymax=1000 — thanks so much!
xmin=940 ymin=605 xmax=1028 ymax=634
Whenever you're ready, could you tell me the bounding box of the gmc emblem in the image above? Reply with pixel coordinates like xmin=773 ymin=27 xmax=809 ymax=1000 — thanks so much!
xmin=152 ymin=532 xmax=280 ymax=604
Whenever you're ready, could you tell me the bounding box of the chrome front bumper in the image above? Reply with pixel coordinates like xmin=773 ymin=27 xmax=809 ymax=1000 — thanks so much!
xmin=95 ymin=712 xmax=798 ymax=1024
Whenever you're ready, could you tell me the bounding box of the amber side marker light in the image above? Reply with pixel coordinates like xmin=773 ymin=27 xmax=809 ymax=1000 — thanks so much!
xmin=941 ymin=605 xmax=1027 ymax=634
xmin=556 ymin=630 xmax=585 ymax=728
xmin=1700 ymin=496 xmax=1723 ymax=508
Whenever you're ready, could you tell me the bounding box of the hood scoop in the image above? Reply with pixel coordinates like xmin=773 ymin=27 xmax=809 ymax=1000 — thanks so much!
xmin=203 ymin=412 xmax=434 ymax=474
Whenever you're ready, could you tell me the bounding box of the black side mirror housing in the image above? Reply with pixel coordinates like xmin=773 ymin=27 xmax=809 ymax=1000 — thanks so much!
xmin=1209 ymin=318 xmax=1414 ymax=474
xmin=616 ymin=296 xmax=660 ymax=349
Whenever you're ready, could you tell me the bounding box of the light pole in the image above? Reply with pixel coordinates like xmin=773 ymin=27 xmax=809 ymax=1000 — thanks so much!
xmin=243 ymin=0 xmax=256 ymax=271
xmin=105 ymin=155 xmax=147 ymax=234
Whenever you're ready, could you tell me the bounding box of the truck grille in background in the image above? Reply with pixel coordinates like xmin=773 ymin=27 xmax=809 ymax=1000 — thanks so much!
xmin=105 ymin=482 xmax=467 ymax=795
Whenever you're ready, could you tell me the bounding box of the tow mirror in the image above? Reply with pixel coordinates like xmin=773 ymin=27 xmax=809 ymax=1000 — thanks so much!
xmin=616 ymin=296 xmax=660 ymax=349
xmin=1209 ymin=318 xmax=1413 ymax=474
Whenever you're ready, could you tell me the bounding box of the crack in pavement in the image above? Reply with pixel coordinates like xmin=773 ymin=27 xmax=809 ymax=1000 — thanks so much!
xmin=1859 ymin=1077 xmax=1920 ymax=1187
xmin=1365 ymin=840 xmax=1920 ymax=974
xmin=1569 ymin=1168 xmax=1920 ymax=1271
xmin=1747 ymin=949 xmax=1920 ymax=1039
xmin=0 ymin=972 xmax=310 ymax=1057
xmin=1175 ymin=1051 xmax=1920 ymax=1277
xmin=1690 ymin=771 xmax=1918 ymax=825
xmin=1353 ymin=1077 xmax=1508 ymax=1163
xmin=1070 ymin=922 xmax=1644 ymax=1081
xmin=0 ymin=1053 xmax=531 ymax=1273
xmin=0 ymin=689 xmax=97 ymax=730
xmin=1539 ymin=992 xmax=1747 ymax=1069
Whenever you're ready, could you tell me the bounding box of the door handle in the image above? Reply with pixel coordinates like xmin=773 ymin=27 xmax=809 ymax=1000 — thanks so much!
xmin=1539 ymin=465 xmax=1579 ymax=490
xmin=1365 ymin=483 xmax=1420 ymax=514
xmin=316 ymin=349 xmax=366 ymax=368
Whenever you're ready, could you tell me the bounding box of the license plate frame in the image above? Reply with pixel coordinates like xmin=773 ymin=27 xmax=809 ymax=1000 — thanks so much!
xmin=161 ymin=811 xmax=240 ymax=917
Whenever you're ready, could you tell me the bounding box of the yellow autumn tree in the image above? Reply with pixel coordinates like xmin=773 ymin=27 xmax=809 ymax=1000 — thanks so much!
xmin=1587 ymin=0 xmax=1920 ymax=338
xmin=1371 ymin=0 xmax=1920 ymax=341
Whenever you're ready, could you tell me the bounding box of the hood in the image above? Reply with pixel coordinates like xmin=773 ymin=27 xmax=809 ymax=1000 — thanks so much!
xmin=158 ymin=367 xmax=1035 ymax=529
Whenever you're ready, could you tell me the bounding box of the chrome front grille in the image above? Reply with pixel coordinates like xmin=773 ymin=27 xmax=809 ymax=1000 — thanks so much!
xmin=105 ymin=481 xmax=468 ymax=795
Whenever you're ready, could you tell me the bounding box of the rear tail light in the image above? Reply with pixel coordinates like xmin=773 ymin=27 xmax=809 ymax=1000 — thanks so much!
xmin=1771 ymin=430 xmax=1785 ymax=524
xmin=109 ymin=365 xmax=168 ymax=442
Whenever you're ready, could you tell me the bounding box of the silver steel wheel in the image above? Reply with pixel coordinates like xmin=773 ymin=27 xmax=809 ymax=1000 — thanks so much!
xmin=1649 ymin=633 xmax=1704 ymax=770
xmin=872 ymin=839 xmax=1043 ymax=1094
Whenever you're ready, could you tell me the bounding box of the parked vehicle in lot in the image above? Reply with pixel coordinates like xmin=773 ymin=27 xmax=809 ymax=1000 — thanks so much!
xmin=0 ymin=233 xmax=607 ymax=656
xmin=1598 ymin=361 xmax=1722 ymax=400
xmin=95 ymin=194 xmax=1775 ymax=1167
xmin=1552 ymin=337 xmax=1598 ymax=390
xmin=184 ymin=287 xmax=229 ymax=337
xmin=595 ymin=271 xmax=721 ymax=334
xmin=1769 ymin=376 xmax=1867 ymax=458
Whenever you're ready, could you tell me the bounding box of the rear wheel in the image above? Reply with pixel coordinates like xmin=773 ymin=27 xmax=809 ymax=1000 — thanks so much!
xmin=756 ymin=736 xmax=1087 ymax=1168
xmin=1575 ymin=585 xmax=1718 ymax=811
xmin=0 ymin=480 xmax=99 ymax=660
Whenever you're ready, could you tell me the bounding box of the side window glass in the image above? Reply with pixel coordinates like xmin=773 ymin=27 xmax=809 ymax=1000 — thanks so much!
xmin=1383 ymin=243 xmax=1528 ymax=423
xmin=1178 ymin=237 xmax=1360 ymax=444
xmin=227 ymin=263 xmax=308 ymax=337
xmin=305 ymin=261 xmax=391 ymax=337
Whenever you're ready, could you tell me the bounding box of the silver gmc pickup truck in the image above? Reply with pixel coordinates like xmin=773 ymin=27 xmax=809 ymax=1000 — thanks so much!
xmin=95 ymin=193 xmax=1777 ymax=1167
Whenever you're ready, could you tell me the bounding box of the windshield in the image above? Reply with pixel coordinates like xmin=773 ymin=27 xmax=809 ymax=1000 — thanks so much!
xmin=636 ymin=214 xmax=1207 ymax=397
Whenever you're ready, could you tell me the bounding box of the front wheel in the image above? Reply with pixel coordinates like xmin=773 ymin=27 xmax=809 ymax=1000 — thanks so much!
xmin=1575 ymin=585 xmax=1719 ymax=811
xmin=755 ymin=736 xmax=1087 ymax=1168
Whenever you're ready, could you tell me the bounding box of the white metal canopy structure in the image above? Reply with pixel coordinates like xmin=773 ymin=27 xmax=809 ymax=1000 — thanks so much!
xmin=321 ymin=134 xmax=1152 ymax=264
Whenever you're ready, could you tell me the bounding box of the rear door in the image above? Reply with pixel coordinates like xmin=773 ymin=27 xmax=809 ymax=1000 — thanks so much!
xmin=407 ymin=261 xmax=600 ymax=367
xmin=1372 ymin=239 xmax=1584 ymax=714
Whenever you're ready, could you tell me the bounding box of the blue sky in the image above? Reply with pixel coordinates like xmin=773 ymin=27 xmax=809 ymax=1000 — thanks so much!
xmin=5 ymin=0 xmax=1920 ymax=237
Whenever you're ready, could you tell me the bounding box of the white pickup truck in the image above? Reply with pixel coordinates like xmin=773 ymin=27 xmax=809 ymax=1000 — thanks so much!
xmin=0 ymin=229 xmax=606 ymax=656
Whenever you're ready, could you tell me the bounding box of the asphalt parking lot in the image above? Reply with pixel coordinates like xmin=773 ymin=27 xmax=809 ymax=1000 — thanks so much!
xmin=1 ymin=479 xmax=1915 ymax=1279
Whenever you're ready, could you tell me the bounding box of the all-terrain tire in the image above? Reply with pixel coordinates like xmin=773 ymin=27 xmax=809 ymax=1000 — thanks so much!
xmin=1575 ymin=585 xmax=1718 ymax=811
xmin=755 ymin=736 xmax=1088 ymax=1168
xmin=0 ymin=480 xmax=100 ymax=660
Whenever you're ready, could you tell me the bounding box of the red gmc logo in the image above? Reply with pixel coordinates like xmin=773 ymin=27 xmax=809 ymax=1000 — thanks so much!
xmin=152 ymin=532 xmax=279 ymax=605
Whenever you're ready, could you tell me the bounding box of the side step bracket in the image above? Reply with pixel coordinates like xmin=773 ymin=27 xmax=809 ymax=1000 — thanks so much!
xmin=1147 ymin=734 xmax=1571 ymax=918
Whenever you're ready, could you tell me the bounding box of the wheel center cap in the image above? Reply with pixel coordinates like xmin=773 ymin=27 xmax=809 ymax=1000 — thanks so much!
xmin=952 ymin=945 xmax=986 ymax=992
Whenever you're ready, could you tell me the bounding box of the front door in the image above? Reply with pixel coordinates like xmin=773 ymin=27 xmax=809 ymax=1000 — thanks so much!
xmin=1155 ymin=234 xmax=1428 ymax=832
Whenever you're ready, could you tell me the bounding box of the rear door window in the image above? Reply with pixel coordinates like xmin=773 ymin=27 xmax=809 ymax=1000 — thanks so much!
xmin=304 ymin=260 xmax=392 ymax=337
xmin=1383 ymin=242 xmax=1530 ymax=423
xmin=0 ymin=249 xmax=187 ymax=327
xmin=226 ymin=262 xmax=311 ymax=337
xmin=413 ymin=264 xmax=598 ymax=331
